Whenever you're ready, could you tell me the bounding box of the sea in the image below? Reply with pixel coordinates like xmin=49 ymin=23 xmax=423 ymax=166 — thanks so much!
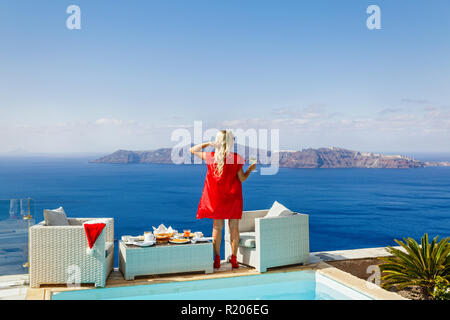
xmin=1 ymin=156 xmax=449 ymax=274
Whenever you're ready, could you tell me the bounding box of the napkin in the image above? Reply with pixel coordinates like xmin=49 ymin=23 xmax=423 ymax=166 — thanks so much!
xmin=191 ymin=237 xmax=213 ymax=244
xmin=152 ymin=224 xmax=175 ymax=235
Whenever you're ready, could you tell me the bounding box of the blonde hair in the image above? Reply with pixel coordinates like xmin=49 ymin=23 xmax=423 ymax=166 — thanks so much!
xmin=214 ymin=130 xmax=234 ymax=177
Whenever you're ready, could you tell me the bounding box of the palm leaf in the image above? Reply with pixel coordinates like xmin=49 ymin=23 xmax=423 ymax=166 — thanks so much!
xmin=379 ymin=233 xmax=450 ymax=298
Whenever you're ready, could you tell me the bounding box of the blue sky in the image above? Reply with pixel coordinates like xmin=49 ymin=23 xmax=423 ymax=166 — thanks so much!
xmin=0 ymin=0 xmax=449 ymax=153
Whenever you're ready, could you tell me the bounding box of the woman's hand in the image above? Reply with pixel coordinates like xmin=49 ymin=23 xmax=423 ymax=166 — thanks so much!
xmin=237 ymin=163 xmax=257 ymax=182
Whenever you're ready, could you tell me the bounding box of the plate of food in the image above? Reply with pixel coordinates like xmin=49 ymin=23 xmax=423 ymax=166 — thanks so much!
xmin=169 ymin=238 xmax=190 ymax=244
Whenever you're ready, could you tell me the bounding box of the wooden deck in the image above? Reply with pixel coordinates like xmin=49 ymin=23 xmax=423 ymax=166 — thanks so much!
xmin=26 ymin=261 xmax=325 ymax=300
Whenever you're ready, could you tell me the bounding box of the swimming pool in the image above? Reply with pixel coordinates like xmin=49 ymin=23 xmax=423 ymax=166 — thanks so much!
xmin=52 ymin=270 xmax=373 ymax=300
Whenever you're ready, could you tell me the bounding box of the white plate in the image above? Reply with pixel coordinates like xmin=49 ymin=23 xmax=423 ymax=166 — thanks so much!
xmin=130 ymin=241 xmax=155 ymax=247
xmin=169 ymin=239 xmax=190 ymax=244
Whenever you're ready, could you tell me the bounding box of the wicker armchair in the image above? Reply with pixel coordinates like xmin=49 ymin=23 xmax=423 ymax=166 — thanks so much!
xmin=225 ymin=210 xmax=309 ymax=272
xmin=29 ymin=218 xmax=114 ymax=288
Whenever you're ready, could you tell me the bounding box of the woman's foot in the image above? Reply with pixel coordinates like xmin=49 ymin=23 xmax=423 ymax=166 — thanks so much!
xmin=230 ymin=255 xmax=239 ymax=269
xmin=213 ymin=255 xmax=221 ymax=269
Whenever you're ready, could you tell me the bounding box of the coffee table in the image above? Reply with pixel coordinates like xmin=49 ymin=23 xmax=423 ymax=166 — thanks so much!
xmin=119 ymin=240 xmax=214 ymax=280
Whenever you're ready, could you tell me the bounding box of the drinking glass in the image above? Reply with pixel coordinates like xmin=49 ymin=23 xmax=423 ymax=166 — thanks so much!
xmin=250 ymin=157 xmax=258 ymax=172
xmin=20 ymin=198 xmax=34 ymax=219
xmin=9 ymin=199 xmax=20 ymax=218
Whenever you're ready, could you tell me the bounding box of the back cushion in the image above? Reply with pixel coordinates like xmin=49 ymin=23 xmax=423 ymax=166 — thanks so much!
xmin=239 ymin=210 xmax=268 ymax=232
xmin=44 ymin=207 xmax=69 ymax=226
xmin=264 ymin=201 xmax=295 ymax=218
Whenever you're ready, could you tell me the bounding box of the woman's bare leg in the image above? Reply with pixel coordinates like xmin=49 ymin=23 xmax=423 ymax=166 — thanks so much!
xmin=212 ymin=219 xmax=224 ymax=257
xmin=228 ymin=219 xmax=240 ymax=256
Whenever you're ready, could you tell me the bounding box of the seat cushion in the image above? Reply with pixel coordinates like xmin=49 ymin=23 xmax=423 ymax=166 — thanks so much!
xmin=239 ymin=232 xmax=256 ymax=248
xmin=44 ymin=207 xmax=69 ymax=226
xmin=105 ymin=242 xmax=114 ymax=258
xmin=264 ymin=201 xmax=295 ymax=218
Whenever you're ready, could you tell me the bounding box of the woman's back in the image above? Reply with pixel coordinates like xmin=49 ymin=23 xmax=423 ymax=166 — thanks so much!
xmin=197 ymin=152 xmax=245 ymax=219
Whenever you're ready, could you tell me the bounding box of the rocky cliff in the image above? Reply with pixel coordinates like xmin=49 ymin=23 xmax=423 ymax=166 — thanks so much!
xmin=276 ymin=147 xmax=425 ymax=169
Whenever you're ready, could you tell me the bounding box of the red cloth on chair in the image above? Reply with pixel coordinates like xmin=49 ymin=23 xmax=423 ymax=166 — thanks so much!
xmin=83 ymin=223 xmax=106 ymax=249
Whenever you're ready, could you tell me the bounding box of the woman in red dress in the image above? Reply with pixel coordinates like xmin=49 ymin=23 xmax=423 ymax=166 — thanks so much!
xmin=190 ymin=130 xmax=256 ymax=269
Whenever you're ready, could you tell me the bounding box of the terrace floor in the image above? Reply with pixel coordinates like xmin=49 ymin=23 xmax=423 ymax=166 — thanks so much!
xmin=0 ymin=274 xmax=28 ymax=300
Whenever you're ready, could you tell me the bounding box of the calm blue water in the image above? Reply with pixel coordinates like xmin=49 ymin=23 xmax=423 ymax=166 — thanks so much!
xmin=51 ymin=270 xmax=372 ymax=300
xmin=1 ymin=157 xmax=449 ymax=261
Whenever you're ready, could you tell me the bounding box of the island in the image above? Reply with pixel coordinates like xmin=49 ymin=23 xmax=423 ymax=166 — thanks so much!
xmin=89 ymin=146 xmax=450 ymax=169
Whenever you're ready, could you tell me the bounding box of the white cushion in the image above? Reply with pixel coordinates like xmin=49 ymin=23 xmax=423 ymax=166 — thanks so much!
xmin=44 ymin=206 xmax=69 ymax=226
xmin=239 ymin=232 xmax=256 ymax=248
xmin=264 ymin=201 xmax=295 ymax=218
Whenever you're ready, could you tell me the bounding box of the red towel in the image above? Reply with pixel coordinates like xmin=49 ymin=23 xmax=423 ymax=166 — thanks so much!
xmin=83 ymin=223 xmax=106 ymax=249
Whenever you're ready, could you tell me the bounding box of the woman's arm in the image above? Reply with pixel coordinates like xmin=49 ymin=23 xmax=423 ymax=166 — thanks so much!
xmin=189 ymin=142 xmax=212 ymax=161
xmin=237 ymin=163 xmax=256 ymax=183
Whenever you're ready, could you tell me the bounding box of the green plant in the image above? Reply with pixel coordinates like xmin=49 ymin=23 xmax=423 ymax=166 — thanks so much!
xmin=380 ymin=233 xmax=450 ymax=298
xmin=432 ymin=276 xmax=450 ymax=300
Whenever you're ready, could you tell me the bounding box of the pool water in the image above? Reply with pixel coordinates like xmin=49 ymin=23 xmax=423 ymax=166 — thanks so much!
xmin=52 ymin=270 xmax=373 ymax=300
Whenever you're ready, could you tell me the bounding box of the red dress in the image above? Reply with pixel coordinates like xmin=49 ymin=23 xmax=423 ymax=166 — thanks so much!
xmin=197 ymin=152 xmax=245 ymax=220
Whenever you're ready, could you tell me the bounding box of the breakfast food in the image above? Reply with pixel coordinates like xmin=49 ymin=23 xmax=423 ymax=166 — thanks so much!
xmin=154 ymin=232 xmax=175 ymax=237
xmin=156 ymin=235 xmax=170 ymax=243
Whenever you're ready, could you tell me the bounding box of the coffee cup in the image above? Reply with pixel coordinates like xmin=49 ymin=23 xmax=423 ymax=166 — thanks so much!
xmin=144 ymin=232 xmax=155 ymax=242
xmin=194 ymin=232 xmax=203 ymax=238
